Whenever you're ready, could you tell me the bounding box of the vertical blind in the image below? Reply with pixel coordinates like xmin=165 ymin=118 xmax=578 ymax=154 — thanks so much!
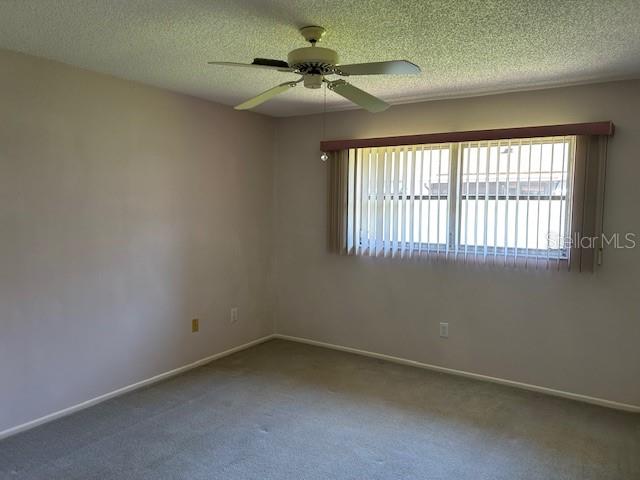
xmin=340 ymin=136 xmax=582 ymax=269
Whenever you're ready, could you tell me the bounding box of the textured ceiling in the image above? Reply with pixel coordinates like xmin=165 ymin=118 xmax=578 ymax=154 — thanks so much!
xmin=1 ymin=0 xmax=639 ymax=117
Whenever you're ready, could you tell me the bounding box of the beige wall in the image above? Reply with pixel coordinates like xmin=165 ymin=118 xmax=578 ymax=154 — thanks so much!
xmin=273 ymin=80 xmax=640 ymax=407
xmin=2 ymin=46 xmax=639 ymax=434
xmin=0 ymin=49 xmax=276 ymax=432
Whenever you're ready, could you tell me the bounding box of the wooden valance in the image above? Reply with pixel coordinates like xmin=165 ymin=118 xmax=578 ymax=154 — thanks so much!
xmin=320 ymin=121 xmax=614 ymax=152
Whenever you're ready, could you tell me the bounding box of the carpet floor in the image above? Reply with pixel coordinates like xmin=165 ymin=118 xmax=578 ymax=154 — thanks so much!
xmin=1 ymin=339 xmax=639 ymax=479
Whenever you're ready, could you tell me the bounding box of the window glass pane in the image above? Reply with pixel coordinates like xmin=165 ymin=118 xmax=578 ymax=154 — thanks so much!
xmin=459 ymin=139 xmax=572 ymax=257
xmin=407 ymin=147 xmax=449 ymax=248
xmin=412 ymin=199 xmax=448 ymax=246
xmin=349 ymin=144 xmax=452 ymax=252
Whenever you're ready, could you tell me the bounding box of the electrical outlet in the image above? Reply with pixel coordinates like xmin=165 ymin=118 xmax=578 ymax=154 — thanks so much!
xmin=439 ymin=322 xmax=448 ymax=338
xmin=230 ymin=307 xmax=238 ymax=324
xmin=191 ymin=318 xmax=199 ymax=333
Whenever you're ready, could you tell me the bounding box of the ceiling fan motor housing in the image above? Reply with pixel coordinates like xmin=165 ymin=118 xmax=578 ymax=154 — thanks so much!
xmin=288 ymin=47 xmax=339 ymax=79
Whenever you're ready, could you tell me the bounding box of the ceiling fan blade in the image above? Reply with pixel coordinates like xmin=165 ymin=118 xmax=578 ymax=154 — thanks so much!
xmin=235 ymin=81 xmax=298 ymax=110
xmin=336 ymin=60 xmax=420 ymax=76
xmin=208 ymin=61 xmax=294 ymax=72
xmin=327 ymin=80 xmax=389 ymax=113
xmin=251 ymin=58 xmax=291 ymax=69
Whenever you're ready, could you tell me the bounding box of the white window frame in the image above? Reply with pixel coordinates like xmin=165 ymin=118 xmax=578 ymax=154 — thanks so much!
xmin=348 ymin=136 xmax=575 ymax=262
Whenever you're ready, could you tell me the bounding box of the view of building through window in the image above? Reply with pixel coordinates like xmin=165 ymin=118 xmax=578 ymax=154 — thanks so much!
xmin=459 ymin=140 xmax=571 ymax=256
xmin=347 ymin=137 xmax=574 ymax=261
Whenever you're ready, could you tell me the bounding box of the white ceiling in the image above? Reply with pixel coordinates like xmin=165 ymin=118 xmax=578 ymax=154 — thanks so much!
xmin=1 ymin=0 xmax=639 ymax=117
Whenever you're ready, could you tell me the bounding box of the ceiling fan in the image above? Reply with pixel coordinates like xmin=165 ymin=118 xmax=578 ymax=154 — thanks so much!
xmin=208 ymin=26 xmax=421 ymax=113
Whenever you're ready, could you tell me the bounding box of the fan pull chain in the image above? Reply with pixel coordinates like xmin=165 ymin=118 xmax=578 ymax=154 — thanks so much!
xmin=321 ymin=81 xmax=329 ymax=162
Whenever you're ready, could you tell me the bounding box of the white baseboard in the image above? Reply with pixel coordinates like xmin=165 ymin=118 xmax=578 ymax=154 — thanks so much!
xmin=0 ymin=334 xmax=276 ymax=441
xmin=272 ymin=334 xmax=640 ymax=413
xmin=3 ymin=331 xmax=636 ymax=441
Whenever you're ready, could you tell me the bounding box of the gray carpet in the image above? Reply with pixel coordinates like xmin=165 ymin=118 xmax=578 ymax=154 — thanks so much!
xmin=1 ymin=339 xmax=638 ymax=480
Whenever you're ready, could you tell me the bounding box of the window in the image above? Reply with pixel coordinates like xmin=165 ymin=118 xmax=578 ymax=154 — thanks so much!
xmin=327 ymin=123 xmax=612 ymax=272
xmin=344 ymin=136 xmax=575 ymax=267
xmin=458 ymin=139 xmax=573 ymax=263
